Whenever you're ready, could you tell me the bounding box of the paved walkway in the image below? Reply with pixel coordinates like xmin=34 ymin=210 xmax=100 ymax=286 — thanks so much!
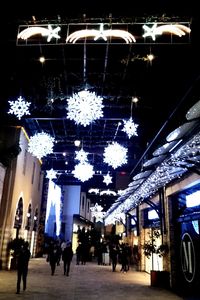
xmin=0 ymin=257 xmax=199 ymax=299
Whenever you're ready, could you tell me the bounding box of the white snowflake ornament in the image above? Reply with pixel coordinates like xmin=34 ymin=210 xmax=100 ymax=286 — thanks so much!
xmin=103 ymin=142 xmax=128 ymax=169
xmin=28 ymin=132 xmax=55 ymax=159
xmin=8 ymin=96 xmax=31 ymax=120
xmin=46 ymin=168 xmax=57 ymax=180
xmin=90 ymin=203 xmax=106 ymax=223
xmin=75 ymin=149 xmax=89 ymax=163
xmin=66 ymin=90 xmax=104 ymax=127
xmin=103 ymin=173 xmax=112 ymax=185
xmin=122 ymin=117 xmax=138 ymax=139
xmin=72 ymin=162 xmax=94 ymax=182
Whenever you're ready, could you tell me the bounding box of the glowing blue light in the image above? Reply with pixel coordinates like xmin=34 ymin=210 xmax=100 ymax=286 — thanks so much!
xmin=45 ymin=180 xmax=62 ymax=236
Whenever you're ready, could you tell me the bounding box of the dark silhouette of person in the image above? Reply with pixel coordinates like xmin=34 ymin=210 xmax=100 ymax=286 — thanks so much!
xmin=16 ymin=241 xmax=31 ymax=294
xmin=62 ymin=242 xmax=73 ymax=276
xmin=109 ymin=244 xmax=119 ymax=272
xmin=96 ymin=242 xmax=103 ymax=265
xmin=48 ymin=242 xmax=59 ymax=275
xmin=76 ymin=243 xmax=82 ymax=265
xmin=119 ymin=243 xmax=129 ymax=273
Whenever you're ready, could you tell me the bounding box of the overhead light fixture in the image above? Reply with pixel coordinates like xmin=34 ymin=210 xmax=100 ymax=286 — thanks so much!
xmin=66 ymin=23 xmax=136 ymax=44
xmin=103 ymin=142 xmax=128 ymax=169
xmin=66 ymin=90 xmax=104 ymax=127
xmin=74 ymin=140 xmax=81 ymax=147
xmin=8 ymin=96 xmax=31 ymax=120
xmin=147 ymin=54 xmax=155 ymax=62
xmin=39 ymin=56 xmax=45 ymax=63
xmin=28 ymin=132 xmax=55 ymax=159
xmin=132 ymin=97 xmax=139 ymax=103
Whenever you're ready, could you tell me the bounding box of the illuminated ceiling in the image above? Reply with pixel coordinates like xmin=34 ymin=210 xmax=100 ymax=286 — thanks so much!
xmin=1 ymin=11 xmax=200 ymax=211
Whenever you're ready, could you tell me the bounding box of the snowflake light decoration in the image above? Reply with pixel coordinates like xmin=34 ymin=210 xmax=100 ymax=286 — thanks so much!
xmin=75 ymin=149 xmax=89 ymax=163
xmin=72 ymin=162 xmax=94 ymax=182
xmin=8 ymin=96 xmax=31 ymax=120
xmin=122 ymin=117 xmax=138 ymax=139
xmin=66 ymin=90 xmax=104 ymax=127
xmin=90 ymin=203 xmax=106 ymax=223
xmin=103 ymin=173 xmax=112 ymax=185
xmin=28 ymin=132 xmax=55 ymax=159
xmin=46 ymin=168 xmax=57 ymax=180
xmin=103 ymin=142 xmax=128 ymax=169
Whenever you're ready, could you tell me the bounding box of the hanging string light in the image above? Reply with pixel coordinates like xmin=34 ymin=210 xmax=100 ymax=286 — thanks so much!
xmin=66 ymin=43 xmax=104 ymax=127
xmin=103 ymin=122 xmax=128 ymax=169
xmin=122 ymin=98 xmax=138 ymax=138
xmin=66 ymin=90 xmax=104 ymax=127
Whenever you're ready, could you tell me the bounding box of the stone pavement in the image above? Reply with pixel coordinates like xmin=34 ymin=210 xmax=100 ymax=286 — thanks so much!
xmin=0 ymin=257 xmax=199 ymax=299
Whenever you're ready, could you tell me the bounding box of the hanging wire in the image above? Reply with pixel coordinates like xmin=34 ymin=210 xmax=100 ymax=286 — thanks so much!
xmin=113 ymin=121 xmax=121 ymax=141
xmin=130 ymin=99 xmax=133 ymax=118
xmin=83 ymin=34 xmax=87 ymax=87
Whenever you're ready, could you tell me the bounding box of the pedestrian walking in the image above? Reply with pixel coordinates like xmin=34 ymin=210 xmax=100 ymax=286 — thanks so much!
xmin=16 ymin=241 xmax=31 ymax=294
xmin=62 ymin=241 xmax=73 ymax=276
xmin=47 ymin=242 xmax=60 ymax=275
xmin=109 ymin=244 xmax=119 ymax=272
xmin=76 ymin=242 xmax=81 ymax=265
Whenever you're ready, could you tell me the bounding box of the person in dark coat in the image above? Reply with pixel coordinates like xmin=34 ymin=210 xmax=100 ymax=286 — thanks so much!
xmin=62 ymin=242 xmax=73 ymax=276
xmin=109 ymin=244 xmax=119 ymax=272
xmin=76 ymin=243 xmax=82 ymax=265
xmin=16 ymin=241 xmax=31 ymax=294
xmin=47 ymin=242 xmax=59 ymax=275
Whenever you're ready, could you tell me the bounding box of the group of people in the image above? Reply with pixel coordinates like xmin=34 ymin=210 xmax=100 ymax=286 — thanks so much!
xmin=46 ymin=240 xmax=73 ymax=276
xmin=96 ymin=241 xmax=132 ymax=273
xmin=14 ymin=238 xmax=133 ymax=294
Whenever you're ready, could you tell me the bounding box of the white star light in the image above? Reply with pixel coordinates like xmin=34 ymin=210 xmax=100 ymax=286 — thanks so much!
xmin=88 ymin=188 xmax=100 ymax=194
xmin=66 ymin=23 xmax=136 ymax=44
xmin=103 ymin=142 xmax=128 ymax=169
xmin=103 ymin=173 xmax=113 ymax=185
xmin=122 ymin=117 xmax=138 ymax=138
xmin=28 ymin=132 xmax=55 ymax=159
xmin=66 ymin=90 xmax=104 ymax=127
xmin=75 ymin=149 xmax=89 ymax=163
xmin=72 ymin=162 xmax=94 ymax=182
xmin=143 ymin=23 xmax=191 ymax=41
xmin=100 ymin=189 xmax=117 ymax=196
xmin=90 ymin=203 xmax=106 ymax=223
xmin=18 ymin=25 xmax=61 ymax=42
xmin=8 ymin=96 xmax=31 ymax=120
xmin=46 ymin=168 xmax=57 ymax=180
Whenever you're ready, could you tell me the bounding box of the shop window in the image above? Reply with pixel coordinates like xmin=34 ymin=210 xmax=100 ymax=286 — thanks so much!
xmin=186 ymin=191 xmax=200 ymax=208
xmin=25 ymin=203 xmax=32 ymax=230
xmin=14 ymin=198 xmax=23 ymax=229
